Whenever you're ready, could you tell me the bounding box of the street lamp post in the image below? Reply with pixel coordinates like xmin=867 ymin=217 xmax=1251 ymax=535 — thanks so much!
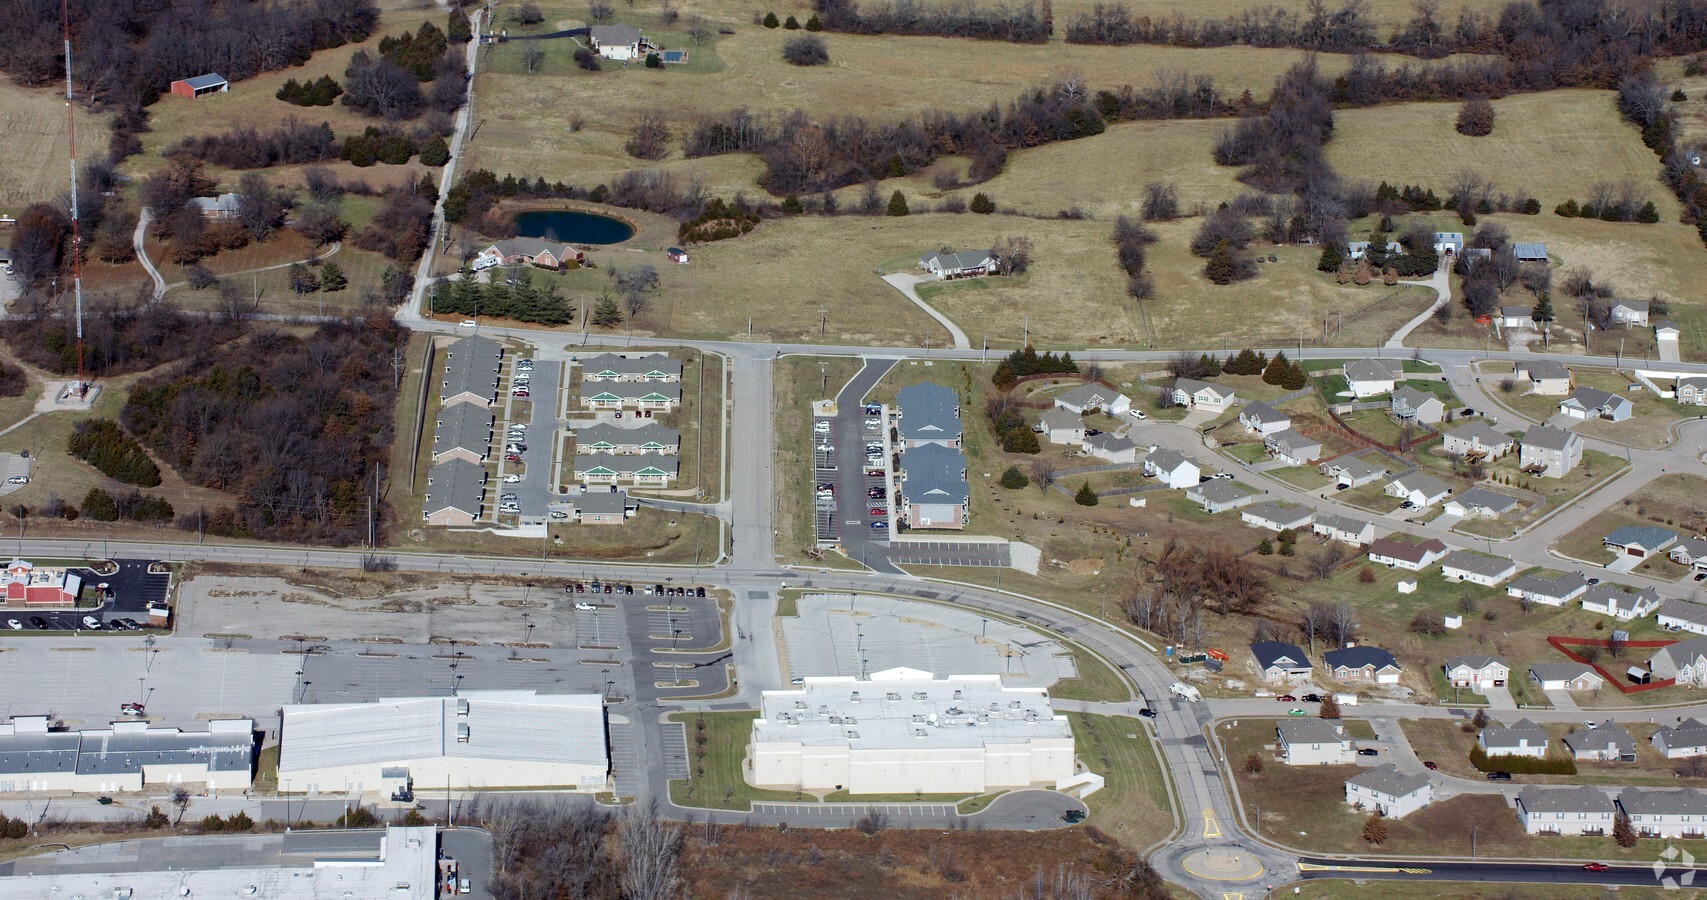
xmin=601 ymin=668 xmax=609 ymax=702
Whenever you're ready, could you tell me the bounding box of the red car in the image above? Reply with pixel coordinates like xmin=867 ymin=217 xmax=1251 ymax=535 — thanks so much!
xmin=869 ymin=508 xmax=885 ymax=516
xmin=1276 ymin=694 xmax=1296 ymax=702
xmin=1423 ymin=761 xmax=1438 ymax=770
xmin=1583 ymin=863 xmax=1609 ymax=872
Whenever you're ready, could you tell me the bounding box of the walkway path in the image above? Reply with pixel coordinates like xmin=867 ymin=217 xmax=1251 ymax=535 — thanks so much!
xmin=134 ymin=210 xmax=166 ymax=299
xmin=1386 ymin=264 xmax=1452 ymax=349
xmin=879 ymin=273 xmax=970 ymax=349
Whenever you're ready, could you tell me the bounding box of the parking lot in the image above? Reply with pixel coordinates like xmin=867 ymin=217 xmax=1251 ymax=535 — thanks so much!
xmin=886 ymin=541 xmax=1011 ymax=567
xmin=512 ymin=356 xmax=563 ymax=525
xmin=826 ymin=360 xmax=898 ymax=570
xmin=0 ymin=558 xmax=171 ymax=633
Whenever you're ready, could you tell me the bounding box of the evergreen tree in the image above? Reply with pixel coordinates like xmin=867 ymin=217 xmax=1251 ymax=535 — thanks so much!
xmin=1318 ymin=694 xmax=1341 ymax=719
xmin=1316 ymin=242 xmax=1343 ymax=273
xmin=1614 ymin=813 xmax=1638 ymax=847
xmin=805 ymin=14 xmax=823 ymax=30
xmin=448 ymin=11 xmax=472 ymax=42
xmin=1204 ymin=239 xmax=1238 ymax=285
xmin=419 ymin=136 xmax=450 ymax=166
xmin=1637 ymin=200 xmax=1660 ymax=223
xmin=1002 ymin=426 xmax=1040 ymax=454
xmin=319 ymin=262 xmax=347 ymax=292
xmin=970 ymin=193 xmax=995 ymax=214
xmin=1281 ymin=359 xmax=1308 ymax=391
xmin=763 ymin=11 xmax=780 ymax=27
xmin=1257 ymin=538 xmax=1273 ymax=555
xmin=784 ymin=14 xmax=800 ymax=28
xmin=1532 ymin=295 xmax=1554 ymax=328
xmin=992 ymin=362 xmax=1017 ymax=391
xmin=1362 ymin=813 xmax=1388 ymax=844
xmin=887 ymin=191 xmax=909 ymax=217
xmin=1000 ymin=465 xmax=1028 ymax=489
xmin=1074 ymin=482 xmax=1098 ymax=506
xmin=592 ymin=293 xmax=622 ymax=327
xmin=80 ymin=487 xmax=118 ymax=521
xmin=1261 ymin=351 xmax=1291 ymax=385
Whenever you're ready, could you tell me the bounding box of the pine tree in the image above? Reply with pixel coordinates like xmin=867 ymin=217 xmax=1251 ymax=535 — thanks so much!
xmin=1261 ymin=351 xmax=1291 ymax=386
xmin=763 ymin=11 xmax=780 ymax=27
xmin=1316 ymin=242 xmax=1343 ymax=273
xmin=448 ymin=11 xmax=472 ymax=42
xmin=1002 ymin=426 xmax=1040 ymax=454
xmin=1532 ymin=295 xmax=1554 ymax=327
xmin=592 ymin=293 xmax=622 ymax=327
xmin=970 ymin=193 xmax=995 ymax=214
xmin=784 ymin=14 xmax=800 ymax=28
xmin=805 ymin=14 xmax=823 ymax=30
xmin=1281 ymin=360 xmax=1308 ymax=391
xmin=319 ymin=262 xmax=347 ymax=292
xmin=1074 ymin=482 xmax=1098 ymax=506
xmin=1000 ymin=466 xmax=1028 ymax=489
xmin=1257 ymin=538 xmax=1273 ymax=555
xmin=887 ymin=191 xmax=909 ymax=217
xmin=1614 ymin=813 xmax=1638 ymax=847
xmin=1204 ymin=239 xmax=1238 ymax=285
xmin=992 ymin=362 xmax=1017 ymax=391
xmin=419 ymin=136 xmax=450 ymax=166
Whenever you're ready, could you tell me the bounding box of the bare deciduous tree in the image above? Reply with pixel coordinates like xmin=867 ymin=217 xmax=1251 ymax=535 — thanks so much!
xmin=620 ymin=801 xmax=684 ymax=900
xmin=522 ymin=40 xmax=545 ymax=73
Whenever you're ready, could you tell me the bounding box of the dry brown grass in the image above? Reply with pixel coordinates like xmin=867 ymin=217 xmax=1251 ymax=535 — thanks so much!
xmin=0 ymin=83 xmax=110 ymax=216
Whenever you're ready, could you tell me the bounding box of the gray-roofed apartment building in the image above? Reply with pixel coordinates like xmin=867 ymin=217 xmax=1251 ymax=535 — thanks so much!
xmin=899 ymin=442 xmax=969 ymax=529
xmin=440 ymin=335 xmax=503 ymax=408
xmin=1564 ymin=722 xmax=1636 ymax=762
xmin=423 ymin=459 xmax=487 ymax=526
xmin=1618 ymin=787 xmax=1707 ymax=837
xmin=580 ymin=352 xmax=681 ymax=382
xmin=897 ymin=383 xmax=963 ymax=448
xmin=1345 ymin=764 xmax=1434 ymax=818
xmin=431 ymin=402 xmax=493 ymax=465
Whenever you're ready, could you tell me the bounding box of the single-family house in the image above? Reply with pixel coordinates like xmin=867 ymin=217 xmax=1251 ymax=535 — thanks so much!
xmin=1142 ymin=449 xmax=1199 ymax=489
xmin=581 ymin=383 xmax=681 ymax=412
xmin=1250 ymin=641 xmax=1314 ymax=684
xmin=1433 ymin=232 xmax=1464 ymax=256
xmin=1677 ymin=376 xmax=1707 ymax=406
xmin=1653 ymin=718 xmax=1707 ymax=759
xmin=1505 ymin=571 xmax=1589 ymax=608
xmin=1519 ymin=424 xmax=1581 ymax=478
xmin=1442 ymin=422 xmax=1515 ymax=460
xmin=1559 ymin=387 xmax=1633 ymax=422
xmin=1444 ymin=487 xmax=1520 ymax=520
xmin=898 ymin=443 xmax=970 ymax=530
xmin=1239 ymin=401 xmax=1291 ymax=436
xmin=1313 ymin=513 xmax=1375 ymax=546
xmin=1581 ymin=583 xmax=1662 ymax=620
xmin=189 ymin=193 xmax=241 ymax=219
xmin=574 ymin=453 xmax=678 ymax=487
xmin=571 ymin=422 xmax=680 ymax=455
xmin=1037 ymin=408 xmax=1085 ymax=445
xmin=440 ymin=335 xmax=503 ymax=409
xmin=1168 ymin=378 xmax=1234 ymax=412
xmin=1514 ymin=360 xmax=1572 ymax=396
xmin=1081 ymin=432 xmax=1136 ymax=464
xmin=571 ymin=489 xmax=638 ymax=525
xmin=1276 ymin=718 xmax=1352 ymax=766
xmin=1618 ymin=788 xmax=1707 ymax=838
xmin=1656 ymin=320 xmax=1681 ymax=347
xmin=1384 ymin=471 xmax=1452 ymax=508
xmin=1497 ymin=305 xmax=1533 ymax=329
xmin=1344 ymin=358 xmax=1402 ymax=398
xmin=474 ymin=238 xmax=584 ymax=271
xmin=1345 ymin=765 xmax=1434 ymax=819
xmin=1565 ymin=722 xmax=1636 ymax=762
xmin=1516 ymin=786 xmax=1615 ymax=836
xmin=1056 ymin=383 xmax=1131 ymax=417
xmin=1603 ymin=525 xmax=1679 ymax=559
xmin=1512 ymin=242 xmax=1549 ymax=263
xmin=1647 ymin=638 xmax=1707 ymax=683
xmin=919 ymin=250 xmax=997 ymax=279
xmin=1443 ymin=654 xmax=1510 ymax=689
xmin=1479 ymin=718 xmax=1550 ymax=758
xmin=1241 ymin=502 xmax=1313 ymax=533
xmin=1320 ymin=456 xmax=1387 ymax=489
xmin=1668 ymin=536 xmax=1707 ymax=572
xmin=588 ymin=24 xmax=651 ymax=60
xmin=1390 ymin=385 xmax=1445 ymax=424
xmin=1323 ymin=645 xmax=1401 ymax=684
xmin=430 ymin=403 xmax=494 ymax=465
xmin=1610 ymin=299 xmax=1651 ymax=327
xmin=1367 ymin=536 xmax=1448 ymax=571
xmin=1186 ymin=479 xmax=1256 ymax=514
xmin=169 ymin=73 xmax=229 ymax=99
xmin=1346 ymin=240 xmax=1403 ymax=260
xmin=1529 ymin=662 xmax=1605 ymax=692
xmin=1264 ymin=428 xmax=1321 ymax=466
xmin=1440 ymin=550 xmax=1518 ymax=586
xmin=580 ymin=353 xmax=682 ymax=383
xmin=1658 ymin=599 xmax=1707 ymax=636
xmin=897 ymin=383 xmax=964 ymax=449
xmin=422 ymin=459 xmax=486 ymax=526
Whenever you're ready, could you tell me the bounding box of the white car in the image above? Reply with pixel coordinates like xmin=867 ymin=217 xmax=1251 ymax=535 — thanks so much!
xmin=503 ymin=474 xmax=521 ymax=483
xmin=574 ymin=602 xmax=596 ymax=611
xmin=508 ymin=423 xmax=526 ymax=431
xmin=813 ymin=422 xmax=830 ymax=433
xmin=459 ymin=319 xmax=477 ymax=328
xmin=5 ymin=476 xmax=27 ymax=485
xmin=5 ymin=619 xmax=20 ymax=630
xmin=81 ymin=616 xmax=101 ymax=629
xmin=549 ymin=510 xmax=568 ymax=520
xmin=1129 ymin=409 xmax=1147 ymax=421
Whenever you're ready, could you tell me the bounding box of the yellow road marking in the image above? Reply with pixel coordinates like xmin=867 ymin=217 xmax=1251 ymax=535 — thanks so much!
xmin=1203 ymin=809 xmax=1222 ymax=838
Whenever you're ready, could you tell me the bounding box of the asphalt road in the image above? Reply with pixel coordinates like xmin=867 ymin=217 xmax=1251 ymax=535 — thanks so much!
xmin=1299 ymin=858 xmax=1685 ymax=888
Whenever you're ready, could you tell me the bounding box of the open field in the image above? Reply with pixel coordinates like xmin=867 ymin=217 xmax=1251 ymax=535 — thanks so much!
xmin=0 ymin=83 xmax=110 ymax=215
xmin=1290 ymin=883 xmax=1674 ymax=900
xmin=1068 ymin=712 xmax=1173 ymax=849
xmin=1048 ymin=640 xmax=1133 ymax=703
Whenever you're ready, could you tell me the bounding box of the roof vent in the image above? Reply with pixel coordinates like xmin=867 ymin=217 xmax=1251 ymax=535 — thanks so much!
xmin=953 ymin=690 xmax=964 ymax=700
xmin=849 ymin=691 xmax=861 ymax=703
xmin=885 ymin=692 xmax=901 ymax=701
xmin=456 ymin=723 xmax=470 ymax=743
xmin=912 ymin=692 xmax=928 ymax=701
xmin=456 ymin=699 xmax=470 ymax=717
xmin=846 ymin=731 xmax=860 ymax=739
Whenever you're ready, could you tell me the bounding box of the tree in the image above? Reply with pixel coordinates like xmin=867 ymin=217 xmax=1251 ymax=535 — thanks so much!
xmin=288 ymin=263 xmax=322 ymax=296
xmin=574 ymin=48 xmax=602 ymax=71
xmin=970 ymin=193 xmax=995 ymax=214
xmin=235 ymin=173 xmax=285 ymax=242
xmin=592 ymin=293 xmax=622 ymax=327
xmin=687 ymin=15 xmax=713 ymax=44
xmin=1318 ymin=694 xmax=1341 ymax=719
xmin=1000 ymin=466 xmax=1028 ymax=489
xmin=448 ymin=10 xmax=472 ymax=42
xmin=589 ymin=0 xmax=615 ymax=21
xmin=1257 ymin=538 xmax=1273 ymax=555
xmin=1317 ymin=241 xmax=1344 ymax=273
xmin=1472 ymin=708 xmax=1488 ymax=729
xmin=782 ymin=35 xmax=829 ymax=66
xmin=1141 ymin=181 xmax=1179 ymax=221
xmin=887 ymin=190 xmax=909 ymax=217
xmin=1614 ymin=813 xmax=1638 ymax=847
xmin=805 ymin=14 xmax=824 ymax=30
xmin=1261 ymin=351 xmax=1292 ymax=386
xmin=1002 ymin=425 xmax=1040 ymax=454
xmin=625 ymin=109 xmax=671 ymax=160
xmin=319 ymin=262 xmax=348 ymax=292
xmin=1244 ymin=752 xmax=1265 ymax=774
xmin=1074 ymin=482 xmax=1098 ymax=506
xmin=419 ymin=135 xmax=450 ymax=166
xmin=991 ymin=236 xmax=1032 ymax=275
xmin=763 ymin=11 xmax=780 ymax=27
xmin=514 ymin=2 xmax=545 ymax=25
xmin=1362 ymin=813 xmax=1388 ymax=844
xmin=645 ymin=52 xmax=663 ymax=68
xmin=1204 ymin=239 xmax=1239 ymax=285
xmin=1455 ymin=96 xmax=1496 ymax=136
xmin=784 ymin=14 xmax=800 ymax=28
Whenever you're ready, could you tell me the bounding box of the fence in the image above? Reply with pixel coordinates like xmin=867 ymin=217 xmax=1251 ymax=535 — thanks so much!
xmin=1546 ymin=635 xmax=1677 ymax=694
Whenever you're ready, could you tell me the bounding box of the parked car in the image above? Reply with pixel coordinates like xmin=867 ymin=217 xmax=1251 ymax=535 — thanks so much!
xmin=1302 ymin=693 xmax=1321 ymax=703
xmin=574 ymin=602 xmax=595 ymax=611
xmin=1357 ymin=748 xmax=1379 ymax=756
xmin=81 ymin=616 xmax=101 ymax=629
xmin=1128 ymin=409 xmax=1147 ymax=420
xmin=460 ymin=878 xmax=471 ymax=894
xmin=869 ymin=508 xmax=886 ymax=516
xmin=1423 ymin=761 xmax=1437 ymax=770
xmin=5 ymin=619 xmax=19 ymax=630
xmin=5 ymin=476 xmax=27 ymax=485
xmin=866 ymin=469 xmax=885 ymax=477
xmin=864 ymin=404 xmax=881 ymax=416
xmin=696 ymin=587 xmax=705 ymax=597
xmin=550 ymin=510 xmax=568 ymax=520
xmin=1060 ymin=809 xmax=1086 ymax=824
xmin=500 ymin=493 xmax=519 ymax=502
xmin=503 ymin=474 xmax=521 ymax=483
xmin=119 ymin=702 xmax=146 ymax=716
xmin=1460 ymin=408 xmax=1476 ymax=417
xmin=867 ymin=488 xmax=886 ymax=499
xmin=1138 ymin=707 xmax=1156 ymax=719
xmin=28 ymin=616 xmax=47 ymax=629
xmin=870 ymin=521 xmax=888 ymax=529
xmin=1486 ymin=771 xmax=1512 ymax=781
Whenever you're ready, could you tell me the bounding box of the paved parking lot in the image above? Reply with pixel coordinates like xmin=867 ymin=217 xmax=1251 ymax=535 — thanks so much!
xmin=887 ymin=541 xmax=1011 ymax=567
xmin=830 ymin=361 xmax=897 ymax=571
xmin=752 ymin=802 xmax=961 ymax=819
xmin=658 ymin=720 xmax=689 ymax=779
xmin=0 ymin=558 xmax=169 ymax=632
xmin=515 ymin=356 xmax=563 ymax=524
xmin=0 ymin=454 xmax=31 ymax=497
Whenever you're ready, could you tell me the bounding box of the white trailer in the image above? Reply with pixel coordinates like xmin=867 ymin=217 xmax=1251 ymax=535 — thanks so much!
xmin=1170 ymin=682 xmax=1202 ymax=702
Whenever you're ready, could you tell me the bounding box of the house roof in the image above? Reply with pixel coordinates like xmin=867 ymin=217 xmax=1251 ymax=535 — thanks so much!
xmin=572 ymin=422 xmax=680 ymax=449
xmin=1652 ymin=638 xmax=1707 ymax=673
xmin=179 ymin=73 xmax=228 ymax=89
xmin=1563 ymin=386 xmax=1628 ymax=413
xmin=1565 ymin=722 xmax=1635 ymax=757
xmin=1444 ymin=654 xmax=1508 ymax=672
xmin=1508 ymin=571 xmax=1588 ymax=599
xmin=1391 ymin=471 xmax=1451 ymax=497
xmin=1038 ymin=407 xmax=1081 ymax=431
xmin=442 ymin=335 xmax=503 ymax=401
xmin=1452 ymin=486 xmax=1519 ymax=513
xmin=589 ymin=23 xmax=644 ymax=44
xmin=1242 ymin=502 xmax=1311 ymax=527
xmin=899 ymin=443 xmax=969 ymax=505
xmin=574 ymin=452 xmax=678 ymax=476
xmin=1277 ymin=717 xmax=1345 ymax=745
xmin=1483 ymin=718 xmax=1549 ymax=749
xmin=1618 ymin=787 xmax=1707 ymax=816
xmin=1521 ymin=360 xmax=1570 ymax=380
xmin=1675 ymin=535 xmax=1707 ymax=558
xmin=431 ymin=403 xmax=493 ymax=457
xmin=1145 ymin=448 xmax=1192 ymax=473
xmin=1604 ymin=524 xmax=1678 ymax=550
xmin=1189 ymin=479 xmax=1253 ymax=505
xmin=1659 ymin=599 xmax=1707 ymax=627
xmin=582 ymin=352 xmax=681 ymax=379
xmin=1678 ymin=375 xmax=1707 ymax=392
xmin=1657 ymin=718 xmax=1707 ymax=749
xmin=1656 ymin=320 xmax=1681 ymax=334
xmin=1392 ymin=385 xmax=1441 ymax=410
xmin=491 ymin=237 xmax=575 ymax=260
xmin=1314 ymin=512 xmax=1371 ymax=535
xmin=1612 ymin=299 xmax=1650 ymax=313
xmin=1265 ymin=428 xmax=1319 ymax=454
xmin=1529 ymin=662 xmax=1600 ymax=683
xmin=574 ymin=489 xmax=633 ymax=515
xmin=1329 ymin=456 xmax=1387 ymax=479
xmin=1584 ymin=583 xmax=1659 ymax=609
xmin=1500 ymin=305 xmax=1533 ymax=317
xmin=1059 ymin=382 xmax=1129 ymax=409
xmin=1241 ymin=400 xmax=1289 ymax=425
xmin=1250 ymin=641 xmax=1310 ymax=671
xmin=1324 ymin=645 xmax=1399 ymax=672
xmin=1171 ymin=377 xmax=1224 ymax=397
xmin=585 ymin=382 xmax=683 ymax=402
xmin=1441 ymin=550 xmax=1514 ymax=578
xmin=1346 ymin=763 xmax=1431 ymax=797
xmin=1518 ymin=786 xmax=1613 ymax=815
xmin=897 ymin=383 xmax=962 ymax=442
xmin=423 ymin=459 xmax=486 ymax=517
xmin=1345 ymin=358 xmax=1401 ymax=383
xmin=1367 ymin=536 xmax=1447 ymax=563
xmin=1084 ymin=432 xmax=1136 ymax=453
xmin=1447 ymin=422 xmax=1514 ymax=447
xmin=1522 ymin=423 xmax=1578 ymax=451
xmin=189 ymin=193 xmax=241 ymax=214
xmin=1512 ymin=242 xmax=1548 ymax=259
xmin=920 ymin=249 xmax=994 ymax=270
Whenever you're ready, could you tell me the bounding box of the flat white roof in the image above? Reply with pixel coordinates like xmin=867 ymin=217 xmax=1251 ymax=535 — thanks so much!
xmin=280 ymin=691 xmax=605 ymax=773
xmin=754 ymin=667 xmax=1071 ymax=750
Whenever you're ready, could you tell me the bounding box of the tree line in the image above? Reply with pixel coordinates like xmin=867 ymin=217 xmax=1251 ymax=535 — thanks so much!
xmin=432 ymin=269 xmax=574 ymax=325
xmin=811 ymin=0 xmax=1052 ymax=42
xmin=3 ymin=299 xmax=240 ymax=378
xmin=67 ymin=419 xmax=162 ymax=487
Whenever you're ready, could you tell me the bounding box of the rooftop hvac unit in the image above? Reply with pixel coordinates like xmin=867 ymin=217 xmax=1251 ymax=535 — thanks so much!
xmin=885 ymin=693 xmax=901 ymax=701
xmin=456 ymin=699 xmax=470 ymax=717
xmin=457 ymin=724 xmax=470 ymax=744
xmin=912 ymin=692 xmax=928 ymax=701
xmin=849 ymin=692 xmax=861 ymax=703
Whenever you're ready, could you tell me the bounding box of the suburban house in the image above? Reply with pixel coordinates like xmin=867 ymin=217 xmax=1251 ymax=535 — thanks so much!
xmin=1559 ymin=387 xmax=1633 ymax=422
xmin=1276 ymin=718 xmax=1352 ymax=766
xmin=918 ymin=249 xmax=997 ymax=279
xmin=1238 ymin=401 xmax=1290 ymax=435
xmin=1444 ymin=487 xmax=1520 ymax=520
xmin=1497 ymin=305 xmax=1533 ymax=329
xmin=1505 ymin=571 xmax=1589 ymax=607
xmin=1056 ymin=383 xmax=1131 ymax=417
xmin=573 ymin=453 xmax=678 ymax=487
xmin=1443 ymin=654 xmax=1510 ymax=690
xmin=1603 ymin=525 xmax=1678 ymax=560
xmin=1168 ymin=378 xmax=1234 ymax=412
xmin=1312 ymin=513 xmax=1374 ymax=546
xmin=422 ymin=459 xmax=486 ymax=526
xmin=1037 ymin=408 xmax=1084 ymax=445
xmin=1241 ymin=502 xmax=1313 ymax=532
xmin=1581 ymin=583 xmax=1662 ymax=620
xmin=1389 ymin=385 xmax=1445 ymax=424
xmin=1668 ymin=536 xmax=1707 ymax=572
xmin=1345 ymin=765 xmax=1434 ymax=818
xmin=1479 ymin=718 xmax=1550 ymax=758
xmin=1617 ymin=788 xmax=1707 ymax=838
xmin=1442 ymin=422 xmax=1515 ymax=460
xmin=1143 ymin=449 xmax=1199 ymax=489
xmin=1529 ymin=662 xmax=1606 ymax=693
xmin=1440 ymin=550 xmax=1518 ymax=586
xmin=1657 ymin=320 xmax=1681 ymax=349
xmin=1346 ymin=240 xmax=1402 ymax=259
xmin=1519 ymin=424 xmax=1582 ymax=478
xmin=571 ymin=489 xmax=638 ymax=525
xmin=1646 ymin=637 xmax=1707 ymax=683
xmin=1186 ymin=479 xmax=1256 ymax=514
xmin=169 ymin=73 xmax=229 ymax=99
xmin=440 ymin=335 xmax=503 ymax=408
xmin=1514 ymin=360 xmax=1572 ymax=396
xmin=1322 ymin=645 xmax=1401 ymax=683
xmin=588 ymin=24 xmax=652 ymax=60
xmin=1433 ymin=232 xmax=1465 ymax=255
xmin=1677 ymin=376 xmax=1707 ymax=406
xmin=898 ymin=443 xmax=970 ymax=530
xmin=1081 ymin=432 xmax=1137 ymax=464
xmin=1367 ymin=536 xmax=1448 ymax=571
xmin=1264 ymin=428 xmax=1321 ymax=466
xmin=1653 ymin=718 xmax=1707 ymax=759
xmin=1516 ymin=786 xmax=1615 ymax=836
xmin=1385 ymin=471 xmax=1452 ymax=508
xmin=1511 ymin=242 xmax=1550 ymax=263
xmin=572 ymin=422 xmax=679 ymax=455
xmin=190 ymin=193 xmax=242 ymax=218
xmin=1609 ymin=299 xmax=1650 ymax=326
xmin=1250 ymin=641 xmax=1314 ymax=684
xmin=581 ymin=383 xmax=681 ymax=412
xmin=430 ymin=403 xmax=493 ymax=465
xmin=1344 ymin=358 xmax=1402 ymax=398
xmin=1320 ymin=456 xmax=1386 ymax=488
xmin=474 ymin=238 xmax=584 ymax=271
xmin=580 ymin=352 xmax=682 ymax=383
xmin=897 ymin=383 xmax=964 ymax=449
xmin=1658 ymin=599 xmax=1707 ymax=636
xmin=1564 ymin=722 xmax=1636 ymax=762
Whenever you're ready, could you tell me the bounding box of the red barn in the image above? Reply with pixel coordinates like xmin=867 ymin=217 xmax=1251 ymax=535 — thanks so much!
xmin=170 ymin=73 xmax=229 ymax=99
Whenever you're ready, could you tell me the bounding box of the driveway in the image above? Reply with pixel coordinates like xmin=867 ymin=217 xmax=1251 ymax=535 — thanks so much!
xmin=1484 ymin=684 xmax=1517 ymax=710
xmin=879 ymin=273 xmax=970 ymax=349
xmin=1386 ymin=264 xmax=1452 ymax=348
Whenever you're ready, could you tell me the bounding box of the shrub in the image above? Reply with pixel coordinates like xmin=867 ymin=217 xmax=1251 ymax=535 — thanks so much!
xmin=782 ymin=34 xmax=829 ymax=66
xmin=1000 ymin=466 xmax=1028 ymax=489
xmin=1358 ymin=565 xmax=1376 ymax=583
xmin=784 ymin=15 xmax=801 ymax=28
xmin=1362 ymin=813 xmax=1388 ymax=844
xmin=805 ymin=14 xmax=823 ymax=30
xmin=276 ymin=75 xmax=344 ymax=107
xmin=1455 ymin=96 xmax=1496 ymax=136
xmin=67 ymin=419 xmax=161 ymax=486
xmin=419 ymin=135 xmax=450 ymax=166
xmin=1001 ymin=425 xmax=1040 ymax=454
xmin=1244 ymin=752 xmax=1264 ymax=774
xmin=1256 ymin=538 xmax=1273 ymax=555
xmin=1318 ymin=695 xmax=1341 ymax=719
xmin=970 ymin=193 xmax=995 ymax=214
xmin=886 ymin=190 xmax=909 ymax=216
xmin=1468 ymin=744 xmax=1577 ymax=774
xmin=1074 ymin=482 xmax=1098 ymax=506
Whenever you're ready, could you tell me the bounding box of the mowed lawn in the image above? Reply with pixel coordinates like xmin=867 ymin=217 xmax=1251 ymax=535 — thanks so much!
xmin=0 ymin=83 xmax=110 ymax=217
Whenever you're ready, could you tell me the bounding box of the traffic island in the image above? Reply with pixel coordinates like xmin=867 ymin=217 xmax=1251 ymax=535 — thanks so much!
xmin=1181 ymin=846 xmax=1265 ymax=882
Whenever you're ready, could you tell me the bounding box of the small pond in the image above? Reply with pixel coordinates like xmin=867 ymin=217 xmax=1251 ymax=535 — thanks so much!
xmin=513 ymin=210 xmax=635 ymax=245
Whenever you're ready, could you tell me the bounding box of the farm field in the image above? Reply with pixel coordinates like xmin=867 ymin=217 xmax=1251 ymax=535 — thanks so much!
xmin=0 ymin=83 xmax=110 ymax=217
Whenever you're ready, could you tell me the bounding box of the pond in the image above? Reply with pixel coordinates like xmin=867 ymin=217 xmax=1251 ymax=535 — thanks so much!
xmin=513 ymin=210 xmax=635 ymax=245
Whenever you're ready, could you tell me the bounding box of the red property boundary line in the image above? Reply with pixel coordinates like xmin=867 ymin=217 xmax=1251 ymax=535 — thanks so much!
xmin=1547 ymin=636 xmax=1677 ymax=693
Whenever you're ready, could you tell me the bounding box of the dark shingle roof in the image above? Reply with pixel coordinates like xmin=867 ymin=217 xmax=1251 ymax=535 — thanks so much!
xmin=1251 ymin=641 xmax=1310 ymax=671
xmin=1323 ymin=645 xmax=1399 ymax=671
xmin=897 ymin=383 xmax=962 ymax=443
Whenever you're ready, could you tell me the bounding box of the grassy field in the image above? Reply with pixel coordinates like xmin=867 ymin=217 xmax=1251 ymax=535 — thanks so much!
xmin=0 ymin=83 xmax=110 ymax=216
xmin=1549 ymin=473 xmax=1705 ymax=571
xmin=668 ymin=710 xmax=800 ymax=810
xmin=1495 ymin=367 xmax=1688 ymax=449
xmin=1289 ymin=883 xmax=1676 ymax=900
xmin=1068 ymin=712 xmax=1174 ymax=849
xmin=1408 ymin=717 xmax=1707 ymax=787
xmin=1048 ymin=640 xmax=1134 ymax=703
